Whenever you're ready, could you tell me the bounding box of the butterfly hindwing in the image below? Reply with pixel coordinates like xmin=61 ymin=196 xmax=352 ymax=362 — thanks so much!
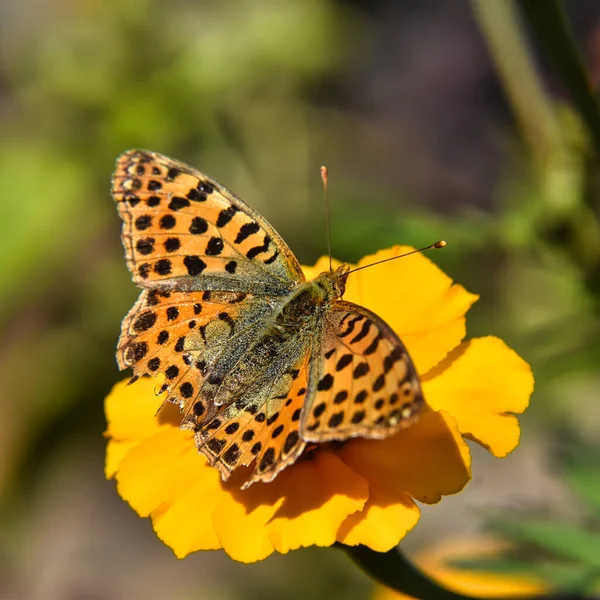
xmin=117 ymin=283 xmax=313 ymax=487
xmin=112 ymin=149 xmax=304 ymax=295
xmin=300 ymin=301 xmax=423 ymax=442
xmin=195 ymin=354 xmax=310 ymax=488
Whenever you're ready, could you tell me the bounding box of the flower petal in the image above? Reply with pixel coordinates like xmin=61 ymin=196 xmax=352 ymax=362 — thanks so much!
xmin=105 ymin=440 xmax=138 ymax=478
xmin=212 ymin=452 xmax=369 ymax=563
xmin=267 ymin=452 xmax=369 ymax=554
xmin=116 ymin=427 xmax=197 ymax=517
xmin=336 ymin=412 xmax=471 ymax=550
xmin=152 ymin=463 xmax=223 ymax=556
xmin=104 ymin=376 xmax=169 ymax=442
xmin=104 ymin=377 xmax=185 ymax=478
xmin=212 ymin=477 xmax=283 ymax=563
xmin=303 ymin=247 xmax=478 ymax=374
xmin=336 ymin=485 xmax=419 ymax=552
xmin=422 ymin=337 xmax=534 ymax=457
xmin=115 ymin=426 xmax=222 ymax=556
xmin=346 ymin=247 xmax=478 ymax=374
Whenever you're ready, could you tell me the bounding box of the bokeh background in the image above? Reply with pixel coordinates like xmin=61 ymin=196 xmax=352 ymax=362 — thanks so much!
xmin=2 ymin=0 xmax=600 ymax=598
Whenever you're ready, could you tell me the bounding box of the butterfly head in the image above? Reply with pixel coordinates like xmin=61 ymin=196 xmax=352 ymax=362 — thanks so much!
xmin=313 ymin=264 xmax=350 ymax=301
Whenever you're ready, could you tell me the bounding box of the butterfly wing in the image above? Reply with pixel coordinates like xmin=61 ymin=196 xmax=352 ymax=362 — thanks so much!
xmin=195 ymin=353 xmax=311 ymax=489
xmin=118 ymin=288 xmax=275 ymax=424
xmin=300 ymin=301 xmax=424 ymax=442
xmin=112 ymin=149 xmax=304 ymax=295
xmin=119 ymin=284 xmax=311 ymax=487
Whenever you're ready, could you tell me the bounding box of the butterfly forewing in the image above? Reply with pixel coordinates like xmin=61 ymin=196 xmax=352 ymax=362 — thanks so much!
xmin=300 ymin=302 xmax=423 ymax=443
xmin=112 ymin=150 xmax=304 ymax=295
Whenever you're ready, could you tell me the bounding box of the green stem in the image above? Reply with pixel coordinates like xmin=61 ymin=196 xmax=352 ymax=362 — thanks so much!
xmin=341 ymin=544 xmax=595 ymax=600
xmin=471 ymin=0 xmax=562 ymax=169
xmin=342 ymin=544 xmax=481 ymax=600
xmin=519 ymin=0 xmax=600 ymax=154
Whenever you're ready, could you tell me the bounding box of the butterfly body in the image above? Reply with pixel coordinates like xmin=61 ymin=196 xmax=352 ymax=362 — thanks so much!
xmin=113 ymin=150 xmax=424 ymax=488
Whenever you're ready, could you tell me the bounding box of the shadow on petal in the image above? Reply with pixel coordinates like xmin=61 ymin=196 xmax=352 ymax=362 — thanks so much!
xmin=156 ymin=398 xmax=186 ymax=427
xmin=270 ymin=451 xmax=368 ymax=521
xmin=338 ymin=412 xmax=471 ymax=506
xmin=337 ymin=487 xmax=419 ymax=551
xmin=421 ymin=342 xmax=469 ymax=382
xmin=218 ymin=451 xmax=368 ymax=520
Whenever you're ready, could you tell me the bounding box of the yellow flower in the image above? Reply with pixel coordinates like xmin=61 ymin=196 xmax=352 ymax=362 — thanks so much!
xmin=105 ymin=246 xmax=534 ymax=563
xmin=372 ymin=537 xmax=545 ymax=599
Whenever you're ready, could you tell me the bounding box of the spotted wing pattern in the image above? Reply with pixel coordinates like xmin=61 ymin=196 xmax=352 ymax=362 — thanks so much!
xmin=118 ymin=283 xmax=312 ymax=485
xmin=300 ymin=302 xmax=423 ymax=443
xmin=195 ymin=355 xmax=310 ymax=488
xmin=113 ymin=149 xmax=425 ymax=490
xmin=112 ymin=149 xmax=304 ymax=295
xmin=118 ymin=288 xmax=273 ymax=425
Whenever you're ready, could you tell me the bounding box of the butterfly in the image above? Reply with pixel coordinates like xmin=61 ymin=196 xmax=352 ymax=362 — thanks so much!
xmin=112 ymin=150 xmax=424 ymax=489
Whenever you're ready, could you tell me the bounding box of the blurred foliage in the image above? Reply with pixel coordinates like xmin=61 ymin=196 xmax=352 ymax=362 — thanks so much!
xmin=2 ymin=0 xmax=600 ymax=598
xmin=452 ymin=447 xmax=600 ymax=595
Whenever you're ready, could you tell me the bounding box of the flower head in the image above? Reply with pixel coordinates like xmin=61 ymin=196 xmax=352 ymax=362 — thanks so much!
xmin=105 ymin=246 xmax=533 ymax=563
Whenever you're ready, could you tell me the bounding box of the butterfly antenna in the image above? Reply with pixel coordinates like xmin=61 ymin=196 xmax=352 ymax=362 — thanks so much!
xmin=345 ymin=241 xmax=447 ymax=276
xmin=320 ymin=166 xmax=333 ymax=272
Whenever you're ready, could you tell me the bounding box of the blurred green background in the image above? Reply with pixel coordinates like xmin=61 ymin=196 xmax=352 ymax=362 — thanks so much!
xmin=2 ymin=0 xmax=600 ymax=598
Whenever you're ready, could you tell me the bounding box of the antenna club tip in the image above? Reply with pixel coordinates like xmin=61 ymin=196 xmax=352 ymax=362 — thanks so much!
xmin=434 ymin=240 xmax=447 ymax=248
xmin=320 ymin=166 xmax=328 ymax=183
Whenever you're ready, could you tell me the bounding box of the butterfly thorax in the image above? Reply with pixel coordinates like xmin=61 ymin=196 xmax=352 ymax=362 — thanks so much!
xmin=274 ymin=266 xmax=349 ymax=329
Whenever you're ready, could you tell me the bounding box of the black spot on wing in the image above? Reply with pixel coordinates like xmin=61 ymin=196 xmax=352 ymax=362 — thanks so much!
xmin=235 ymin=222 xmax=260 ymax=244
xmin=336 ymin=354 xmax=353 ymax=371
xmin=164 ymin=237 xmax=181 ymax=252
xmin=132 ymin=311 xmax=157 ymax=332
xmin=166 ymin=167 xmax=180 ymax=181
xmin=246 ymin=235 xmax=271 ymax=259
xmin=168 ymin=197 xmax=190 ymax=211
xmin=154 ymin=259 xmax=172 ymax=275
xmin=187 ymin=188 xmax=206 ymax=202
xmin=317 ymin=374 xmax=334 ymax=391
xmin=184 ymin=255 xmax=207 ymax=276
xmin=223 ymin=444 xmax=240 ymax=466
xmin=136 ymin=238 xmax=155 ymax=255
xmin=159 ymin=215 xmax=175 ymax=230
xmin=217 ymin=206 xmax=238 ymax=227
xmin=189 ymin=217 xmax=208 ymax=235
xmin=206 ymin=237 xmax=224 ymax=255
xmin=135 ymin=215 xmax=152 ymax=231
xmin=258 ymin=448 xmax=276 ymax=472
xmin=339 ymin=315 xmax=363 ymax=338
xmin=350 ymin=320 xmax=372 ymax=344
xmin=283 ymin=431 xmax=299 ymax=455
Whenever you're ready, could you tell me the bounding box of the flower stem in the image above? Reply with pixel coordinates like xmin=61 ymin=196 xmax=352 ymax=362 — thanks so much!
xmin=340 ymin=543 xmax=596 ymax=600
xmin=341 ymin=544 xmax=483 ymax=600
xmin=519 ymin=0 xmax=600 ymax=154
xmin=470 ymin=0 xmax=562 ymax=170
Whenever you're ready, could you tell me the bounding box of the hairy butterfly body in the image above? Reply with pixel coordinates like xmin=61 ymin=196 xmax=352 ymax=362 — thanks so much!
xmin=112 ymin=149 xmax=423 ymax=488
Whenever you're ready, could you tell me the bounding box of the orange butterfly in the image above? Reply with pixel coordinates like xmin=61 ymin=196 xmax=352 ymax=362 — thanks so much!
xmin=112 ymin=150 xmax=424 ymax=488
